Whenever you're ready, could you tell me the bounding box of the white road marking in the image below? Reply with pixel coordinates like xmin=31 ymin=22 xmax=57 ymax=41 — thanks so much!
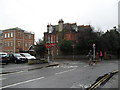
xmin=84 ymin=65 xmax=89 ymax=67
xmin=79 ymin=83 xmax=91 ymax=88
xmin=51 ymin=66 xmax=60 ymax=68
xmin=56 ymin=69 xmax=75 ymax=75
xmin=56 ymin=64 xmax=89 ymax=75
xmin=49 ymin=65 xmax=78 ymax=69
xmin=71 ymin=82 xmax=91 ymax=88
xmin=61 ymin=65 xmax=78 ymax=69
xmin=69 ymin=66 xmax=78 ymax=68
xmin=1 ymin=77 xmax=44 ymax=89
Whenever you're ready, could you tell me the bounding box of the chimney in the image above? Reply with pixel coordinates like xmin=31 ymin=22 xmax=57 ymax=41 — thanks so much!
xmin=58 ymin=19 xmax=64 ymax=32
xmin=47 ymin=24 xmax=50 ymax=33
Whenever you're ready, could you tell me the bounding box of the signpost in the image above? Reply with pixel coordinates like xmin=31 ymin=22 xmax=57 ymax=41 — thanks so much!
xmin=46 ymin=43 xmax=55 ymax=48
xmin=46 ymin=43 xmax=55 ymax=63
xmin=93 ymin=44 xmax=96 ymax=60
xmin=46 ymin=43 xmax=50 ymax=63
xmin=46 ymin=43 xmax=50 ymax=49
xmin=72 ymin=44 xmax=75 ymax=60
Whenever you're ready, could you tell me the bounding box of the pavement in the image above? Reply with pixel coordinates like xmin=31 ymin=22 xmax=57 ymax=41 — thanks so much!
xmin=101 ymin=73 xmax=118 ymax=88
xmin=0 ymin=61 xmax=59 ymax=74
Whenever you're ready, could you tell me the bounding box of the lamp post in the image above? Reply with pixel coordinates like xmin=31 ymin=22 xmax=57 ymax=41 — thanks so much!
xmin=47 ymin=48 xmax=50 ymax=63
xmin=50 ymin=33 xmax=52 ymax=62
xmin=47 ymin=34 xmax=51 ymax=64
xmin=48 ymin=24 xmax=53 ymax=63
xmin=72 ymin=44 xmax=75 ymax=61
xmin=46 ymin=42 xmax=50 ymax=64
xmin=93 ymin=44 xmax=96 ymax=60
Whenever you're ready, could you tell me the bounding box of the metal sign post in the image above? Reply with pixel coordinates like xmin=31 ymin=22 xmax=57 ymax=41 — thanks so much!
xmin=93 ymin=44 xmax=96 ymax=60
xmin=46 ymin=43 xmax=50 ymax=63
xmin=47 ymin=48 xmax=50 ymax=63
xmin=46 ymin=43 xmax=55 ymax=63
xmin=72 ymin=44 xmax=75 ymax=61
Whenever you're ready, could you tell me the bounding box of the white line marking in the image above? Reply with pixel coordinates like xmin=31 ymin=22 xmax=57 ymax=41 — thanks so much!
xmin=1 ymin=77 xmax=44 ymax=89
xmin=84 ymin=65 xmax=89 ymax=67
xmin=56 ymin=69 xmax=75 ymax=75
xmin=56 ymin=64 xmax=89 ymax=75
xmin=0 ymin=78 xmax=6 ymax=80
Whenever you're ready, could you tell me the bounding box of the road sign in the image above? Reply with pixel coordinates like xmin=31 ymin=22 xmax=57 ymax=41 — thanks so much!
xmin=46 ymin=43 xmax=50 ymax=48
xmin=51 ymin=43 xmax=55 ymax=47
xmin=46 ymin=43 xmax=50 ymax=45
xmin=46 ymin=45 xmax=50 ymax=48
xmin=46 ymin=43 xmax=55 ymax=48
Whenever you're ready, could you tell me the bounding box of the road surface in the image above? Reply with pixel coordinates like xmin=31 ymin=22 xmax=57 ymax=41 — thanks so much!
xmin=0 ymin=60 xmax=119 ymax=89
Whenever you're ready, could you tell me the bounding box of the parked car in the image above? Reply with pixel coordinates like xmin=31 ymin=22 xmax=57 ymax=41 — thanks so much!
xmin=20 ymin=53 xmax=36 ymax=60
xmin=0 ymin=52 xmax=9 ymax=64
xmin=7 ymin=53 xmax=27 ymax=63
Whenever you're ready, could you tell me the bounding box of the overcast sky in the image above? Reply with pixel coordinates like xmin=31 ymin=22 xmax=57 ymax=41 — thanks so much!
xmin=0 ymin=0 xmax=119 ymax=41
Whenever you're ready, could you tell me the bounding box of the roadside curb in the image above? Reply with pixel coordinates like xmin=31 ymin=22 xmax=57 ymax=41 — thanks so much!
xmin=0 ymin=63 xmax=59 ymax=75
xmin=86 ymin=70 xmax=119 ymax=90
xmin=28 ymin=63 xmax=59 ymax=71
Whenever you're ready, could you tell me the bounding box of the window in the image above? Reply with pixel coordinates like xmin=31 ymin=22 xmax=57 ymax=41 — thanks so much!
xmin=8 ymin=41 xmax=12 ymax=47
xmin=10 ymin=33 xmax=13 ymax=37
xmin=0 ymin=42 xmax=3 ymax=47
xmin=18 ymin=42 xmax=21 ymax=46
xmin=11 ymin=42 xmax=13 ymax=46
xmin=56 ymin=36 xmax=58 ymax=43
xmin=4 ymin=34 xmax=7 ymax=38
xmin=4 ymin=42 xmax=7 ymax=46
xmin=18 ymin=32 xmax=21 ymax=37
xmin=29 ymin=42 xmax=31 ymax=47
xmin=9 ymin=50 xmax=12 ymax=53
xmin=25 ymin=34 xmax=29 ymax=39
xmin=8 ymin=33 xmax=10 ymax=38
xmin=4 ymin=50 xmax=6 ymax=52
xmin=0 ymin=33 xmax=3 ymax=37
xmin=25 ymin=43 xmax=29 ymax=47
xmin=48 ymin=36 xmax=50 ymax=43
xmin=27 ymin=43 xmax=29 ymax=47
xmin=29 ymin=35 xmax=31 ymax=39
xmin=8 ymin=42 xmax=10 ymax=46
xmin=9 ymin=42 xmax=13 ymax=46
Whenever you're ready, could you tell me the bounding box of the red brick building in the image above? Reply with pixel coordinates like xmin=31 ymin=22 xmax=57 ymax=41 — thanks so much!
xmin=0 ymin=27 xmax=34 ymax=53
xmin=0 ymin=30 xmax=4 ymax=52
xmin=44 ymin=19 xmax=92 ymax=55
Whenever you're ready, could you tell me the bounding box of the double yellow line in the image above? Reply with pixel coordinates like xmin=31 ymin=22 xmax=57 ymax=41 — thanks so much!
xmin=88 ymin=70 xmax=119 ymax=90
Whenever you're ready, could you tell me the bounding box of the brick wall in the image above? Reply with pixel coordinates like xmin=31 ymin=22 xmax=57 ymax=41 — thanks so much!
xmin=1 ymin=28 xmax=34 ymax=53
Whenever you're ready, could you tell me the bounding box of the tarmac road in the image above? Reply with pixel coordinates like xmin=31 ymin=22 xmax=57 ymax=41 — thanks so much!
xmin=0 ymin=60 xmax=119 ymax=89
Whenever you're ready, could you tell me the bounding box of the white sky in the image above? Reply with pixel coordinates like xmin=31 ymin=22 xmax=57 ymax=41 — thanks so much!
xmin=0 ymin=0 xmax=119 ymax=41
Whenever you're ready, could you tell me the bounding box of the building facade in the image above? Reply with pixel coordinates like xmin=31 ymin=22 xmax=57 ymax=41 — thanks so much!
xmin=0 ymin=27 xmax=34 ymax=53
xmin=0 ymin=30 xmax=3 ymax=52
xmin=44 ymin=19 xmax=92 ymax=55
